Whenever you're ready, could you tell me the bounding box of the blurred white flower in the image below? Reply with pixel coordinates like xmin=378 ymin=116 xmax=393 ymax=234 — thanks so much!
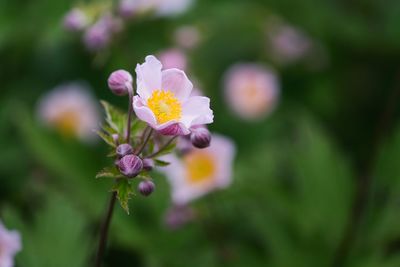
xmin=153 ymin=0 xmax=194 ymax=17
xmin=224 ymin=63 xmax=279 ymax=120
xmin=158 ymin=48 xmax=187 ymax=71
xmin=120 ymin=0 xmax=193 ymax=17
xmin=161 ymin=134 xmax=235 ymax=205
xmin=266 ymin=17 xmax=313 ymax=64
xmin=0 ymin=220 xmax=21 ymax=267
xmin=37 ymin=82 xmax=100 ymax=141
xmin=174 ymin=25 xmax=201 ymax=49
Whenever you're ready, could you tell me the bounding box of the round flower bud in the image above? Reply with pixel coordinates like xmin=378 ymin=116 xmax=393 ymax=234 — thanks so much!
xmin=118 ymin=155 xmax=143 ymax=178
xmin=190 ymin=127 xmax=211 ymax=148
xmin=142 ymin=158 xmax=154 ymax=171
xmin=116 ymin=143 xmax=133 ymax=158
xmin=107 ymin=70 xmax=133 ymax=96
xmin=63 ymin=8 xmax=87 ymax=32
xmin=112 ymin=134 xmax=119 ymax=145
xmin=138 ymin=180 xmax=155 ymax=196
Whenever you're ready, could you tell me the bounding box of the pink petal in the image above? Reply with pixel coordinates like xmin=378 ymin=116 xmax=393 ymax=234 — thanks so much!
xmin=132 ymin=96 xmax=157 ymax=127
xmin=156 ymin=121 xmax=190 ymax=136
xmin=135 ymin=55 xmax=162 ymax=100
xmin=181 ymin=96 xmax=214 ymax=128
xmin=206 ymin=134 xmax=236 ymax=188
xmin=161 ymin=68 xmax=193 ymax=101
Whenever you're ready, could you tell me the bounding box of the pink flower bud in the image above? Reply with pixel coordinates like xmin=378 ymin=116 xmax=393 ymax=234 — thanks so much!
xmin=116 ymin=143 xmax=133 ymax=158
xmin=118 ymin=155 xmax=143 ymax=178
xmin=138 ymin=180 xmax=155 ymax=196
xmin=107 ymin=70 xmax=133 ymax=96
xmin=142 ymin=158 xmax=154 ymax=171
xmin=190 ymin=127 xmax=211 ymax=148
xmin=63 ymin=8 xmax=87 ymax=32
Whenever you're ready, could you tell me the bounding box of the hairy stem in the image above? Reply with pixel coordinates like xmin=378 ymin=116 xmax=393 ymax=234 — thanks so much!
xmin=95 ymin=191 xmax=117 ymax=267
xmin=126 ymin=87 xmax=133 ymax=143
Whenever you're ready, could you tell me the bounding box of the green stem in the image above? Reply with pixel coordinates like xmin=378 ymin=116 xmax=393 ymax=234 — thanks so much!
xmin=148 ymin=136 xmax=177 ymax=158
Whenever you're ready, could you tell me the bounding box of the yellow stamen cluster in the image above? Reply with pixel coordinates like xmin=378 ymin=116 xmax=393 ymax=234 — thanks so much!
xmin=147 ymin=90 xmax=182 ymax=124
xmin=184 ymin=151 xmax=216 ymax=184
xmin=53 ymin=111 xmax=80 ymax=137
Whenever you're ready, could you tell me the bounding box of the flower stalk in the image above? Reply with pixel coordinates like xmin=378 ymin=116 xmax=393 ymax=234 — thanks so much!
xmin=95 ymin=191 xmax=117 ymax=267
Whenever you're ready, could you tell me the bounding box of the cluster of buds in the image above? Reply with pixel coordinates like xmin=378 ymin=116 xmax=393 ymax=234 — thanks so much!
xmin=62 ymin=0 xmax=194 ymax=53
xmin=63 ymin=7 xmax=122 ymax=52
xmin=96 ymin=55 xmax=214 ymax=213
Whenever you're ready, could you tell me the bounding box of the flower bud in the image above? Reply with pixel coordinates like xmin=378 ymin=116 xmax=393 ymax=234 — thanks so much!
xmin=142 ymin=158 xmax=154 ymax=171
xmin=138 ymin=180 xmax=155 ymax=196
xmin=118 ymin=155 xmax=143 ymax=178
xmin=190 ymin=127 xmax=211 ymax=148
xmin=116 ymin=143 xmax=133 ymax=158
xmin=107 ymin=70 xmax=133 ymax=96
xmin=63 ymin=8 xmax=87 ymax=32
xmin=112 ymin=134 xmax=119 ymax=145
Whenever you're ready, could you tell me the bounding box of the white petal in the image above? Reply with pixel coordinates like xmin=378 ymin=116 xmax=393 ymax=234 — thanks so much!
xmin=181 ymin=96 xmax=213 ymax=128
xmin=161 ymin=68 xmax=193 ymax=101
xmin=135 ymin=55 xmax=162 ymax=100
xmin=132 ymin=95 xmax=157 ymax=127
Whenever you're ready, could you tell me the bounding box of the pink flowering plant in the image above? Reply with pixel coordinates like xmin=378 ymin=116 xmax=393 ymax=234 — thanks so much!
xmin=94 ymin=55 xmax=213 ymax=266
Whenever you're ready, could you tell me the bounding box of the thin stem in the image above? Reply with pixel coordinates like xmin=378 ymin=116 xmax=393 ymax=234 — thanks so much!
xmin=148 ymin=136 xmax=178 ymax=158
xmin=126 ymin=87 xmax=134 ymax=144
xmin=95 ymin=191 xmax=117 ymax=267
xmin=135 ymin=127 xmax=154 ymax=155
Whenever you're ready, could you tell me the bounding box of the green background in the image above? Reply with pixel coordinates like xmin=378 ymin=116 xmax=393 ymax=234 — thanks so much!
xmin=1 ymin=0 xmax=400 ymax=266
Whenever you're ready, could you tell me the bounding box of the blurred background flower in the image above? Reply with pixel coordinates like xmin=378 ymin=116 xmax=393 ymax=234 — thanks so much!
xmin=224 ymin=63 xmax=279 ymax=120
xmin=1 ymin=0 xmax=400 ymax=266
xmin=37 ymin=82 xmax=99 ymax=141
xmin=0 ymin=221 xmax=21 ymax=267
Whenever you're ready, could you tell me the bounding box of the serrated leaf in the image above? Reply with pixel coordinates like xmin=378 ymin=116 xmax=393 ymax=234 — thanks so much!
xmin=154 ymin=159 xmax=171 ymax=167
xmin=100 ymin=100 xmax=127 ymax=134
xmin=94 ymin=129 xmax=116 ymax=147
xmin=96 ymin=166 xmax=120 ymax=179
xmin=112 ymin=179 xmax=134 ymax=214
xmin=107 ymin=150 xmax=117 ymax=157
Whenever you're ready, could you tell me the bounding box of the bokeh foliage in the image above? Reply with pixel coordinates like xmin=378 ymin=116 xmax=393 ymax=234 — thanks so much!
xmin=1 ymin=0 xmax=400 ymax=266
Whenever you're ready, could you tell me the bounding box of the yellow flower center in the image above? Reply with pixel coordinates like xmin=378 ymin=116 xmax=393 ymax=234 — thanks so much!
xmin=184 ymin=151 xmax=216 ymax=184
xmin=53 ymin=111 xmax=80 ymax=137
xmin=147 ymin=90 xmax=182 ymax=124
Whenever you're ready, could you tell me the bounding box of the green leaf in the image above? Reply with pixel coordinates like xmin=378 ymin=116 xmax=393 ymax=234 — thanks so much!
xmin=4 ymin=194 xmax=91 ymax=267
xmin=94 ymin=129 xmax=116 ymax=147
xmin=112 ymin=179 xmax=134 ymax=214
xmin=154 ymin=159 xmax=171 ymax=167
xmin=154 ymin=140 xmax=177 ymax=157
xmin=100 ymin=100 xmax=127 ymax=134
xmin=96 ymin=166 xmax=121 ymax=179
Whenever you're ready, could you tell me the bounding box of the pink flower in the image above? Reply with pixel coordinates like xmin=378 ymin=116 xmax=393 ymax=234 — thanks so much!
xmin=63 ymin=8 xmax=88 ymax=32
xmin=153 ymin=0 xmax=194 ymax=17
xmin=83 ymin=14 xmax=122 ymax=52
xmin=37 ymin=82 xmax=100 ymax=141
xmin=174 ymin=26 xmax=201 ymax=50
xmin=133 ymin=55 xmax=213 ymax=136
xmin=158 ymin=48 xmax=187 ymax=71
xmin=266 ymin=18 xmax=313 ymax=64
xmin=224 ymin=63 xmax=279 ymax=120
xmin=161 ymin=134 xmax=235 ymax=205
xmin=0 ymin=220 xmax=21 ymax=267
